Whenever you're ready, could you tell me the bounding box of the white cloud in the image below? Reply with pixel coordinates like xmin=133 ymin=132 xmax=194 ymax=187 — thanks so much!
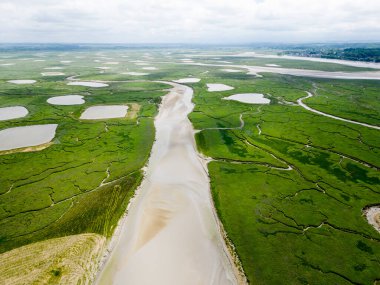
xmin=0 ymin=0 xmax=379 ymax=43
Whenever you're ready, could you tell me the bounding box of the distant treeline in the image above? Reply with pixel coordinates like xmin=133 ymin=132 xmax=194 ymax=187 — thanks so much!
xmin=323 ymin=48 xmax=380 ymax=62
xmin=281 ymin=47 xmax=380 ymax=63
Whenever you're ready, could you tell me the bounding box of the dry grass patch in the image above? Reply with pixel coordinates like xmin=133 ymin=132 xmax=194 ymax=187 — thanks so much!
xmin=0 ymin=233 xmax=106 ymax=285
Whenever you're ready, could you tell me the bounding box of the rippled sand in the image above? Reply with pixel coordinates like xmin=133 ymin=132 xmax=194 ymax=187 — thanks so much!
xmin=96 ymin=82 xmax=237 ymax=285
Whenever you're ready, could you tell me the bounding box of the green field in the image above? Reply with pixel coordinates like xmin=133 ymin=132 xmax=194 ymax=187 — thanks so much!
xmin=0 ymin=47 xmax=379 ymax=284
xmin=190 ymin=71 xmax=380 ymax=284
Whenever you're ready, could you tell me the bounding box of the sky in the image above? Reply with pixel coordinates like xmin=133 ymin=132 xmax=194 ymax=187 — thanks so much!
xmin=0 ymin=0 xmax=379 ymax=44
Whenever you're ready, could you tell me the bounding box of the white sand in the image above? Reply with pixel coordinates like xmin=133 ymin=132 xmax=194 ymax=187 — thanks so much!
xmin=96 ymin=82 xmax=237 ymax=285
xmin=223 ymin=93 xmax=270 ymax=104
xmin=207 ymin=83 xmax=234 ymax=92
xmin=7 ymin=80 xmax=36 ymax=84
xmin=122 ymin=72 xmax=149 ymax=76
xmin=0 ymin=106 xmax=28 ymax=121
xmin=96 ymin=67 xmax=111 ymax=70
xmin=135 ymin=62 xmax=149 ymax=66
xmin=173 ymin=78 xmax=201 ymax=83
xmin=0 ymin=124 xmax=57 ymax=151
xmin=60 ymin=60 xmax=73 ymax=64
xmin=80 ymin=105 xmax=129 ymax=120
xmin=142 ymin=67 xmax=158 ymax=70
xmin=47 ymin=95 xmax=85 ymax=105
xmin=34 ymin=59 xmax=46 ymax=62
xmin=221 ymin=69 xmax=242 ymax=73
xmin=265 ymin=64 xmax=281 ymax=67
xmin=364 ymin=206 xmax=380 ymax=233
xmin=41 ymin=72 xmax=65 ymax=76
xmin=67 ymin=82 xmax=109 ymax=88
xmin=0 ymin=63 xmax=15 ymax=66
xmin=105 ymin=62 xmax=119 ymax=65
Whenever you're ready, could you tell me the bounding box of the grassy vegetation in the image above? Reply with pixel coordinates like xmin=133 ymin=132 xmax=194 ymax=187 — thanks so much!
xmin=0 ymin=52 xmax=169 ymax=256
xmin=189 ymin=69 xmax=380 ymax=284
xmin=0 ymin=48 xmax=379 ymax=284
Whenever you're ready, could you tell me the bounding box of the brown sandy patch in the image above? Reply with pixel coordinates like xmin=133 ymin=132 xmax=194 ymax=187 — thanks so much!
xmin=126 ymin=103 xmax=141 ymax=120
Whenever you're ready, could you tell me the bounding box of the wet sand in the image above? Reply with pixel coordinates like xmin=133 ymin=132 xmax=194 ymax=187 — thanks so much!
xmin=0 ymin=124 xmax=57 ymax=151
xmin=187 ymin=62 xmax=380 ymax=80
xmin=0 ymin=106 xmax=28 ymax=121
xmin=224 ymin=93 xmax=270 ymax=104
xmin=96 ymin=82 xmax=237 ymax=285
xmin=207 ymin=83 xmax=234 ymax=92
xmin=47 ymin=95 xmax=85 ymax=105
xmin=122 ymin=72 xmax=149 ymax=76
xmin=67 ymin=81 xmax=109 ymax=88
xmin=41 ymin=72 xmax=65 ymax=76
xmin=80 ymin=105 xmax=129 ymax=119
xmin=7 ymin=80 xmax=36 ymax=84
xmin=173 ymin=78 xmax=200 ymax=83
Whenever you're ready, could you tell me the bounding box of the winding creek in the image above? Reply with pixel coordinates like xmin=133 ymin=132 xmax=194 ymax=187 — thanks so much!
xmin=96 ymin=82 xmax=240 ymax=285
xmin=298 ymin=92 xmax=380 ymax=130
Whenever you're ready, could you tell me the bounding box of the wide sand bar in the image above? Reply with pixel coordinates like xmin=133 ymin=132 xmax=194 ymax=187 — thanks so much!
xmin=96 ymin=82 xmax=237 ymax=285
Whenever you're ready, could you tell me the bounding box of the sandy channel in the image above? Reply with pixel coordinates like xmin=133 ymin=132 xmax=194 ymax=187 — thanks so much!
xmin=187 ymin=62 xmax=380 ymax=80
xmin=96 ymin=82 xmax=238 ymax=285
